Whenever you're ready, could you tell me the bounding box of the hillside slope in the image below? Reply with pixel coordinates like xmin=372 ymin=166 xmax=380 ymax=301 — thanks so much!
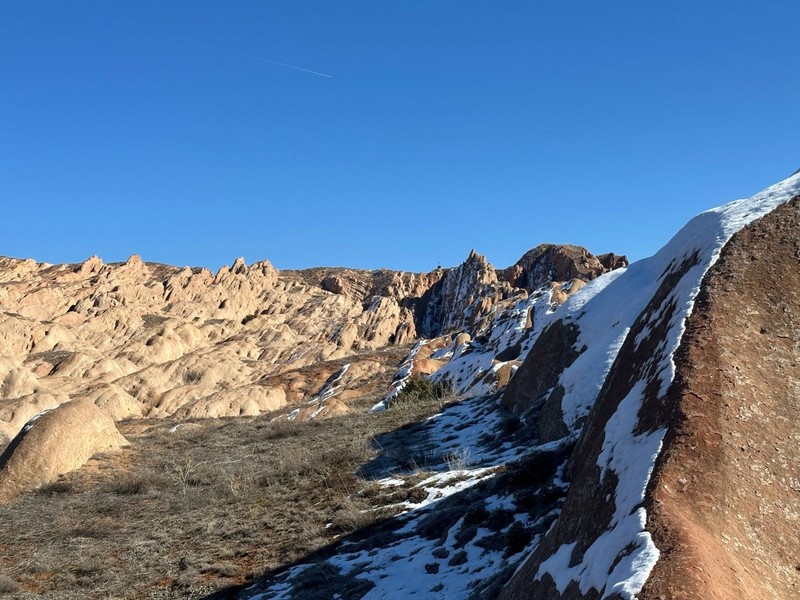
xmin=0 ymin=244 xmax=621 ymax=502
xmin=1 ymin=171 xmax=798 ymax=599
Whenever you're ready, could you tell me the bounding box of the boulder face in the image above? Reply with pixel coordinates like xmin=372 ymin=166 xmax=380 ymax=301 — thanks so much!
xmin=641 ymin=196 xmax=800 ymax=600
xmin=0 ymin=399 xmax=128 ymax=503
xmin=500 ymin=174 xmax=800 ymax=599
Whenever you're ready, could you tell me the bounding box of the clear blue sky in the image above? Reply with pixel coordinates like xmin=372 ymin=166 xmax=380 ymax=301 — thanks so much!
xmin=1 ymin=2 xmax=798 ymax=272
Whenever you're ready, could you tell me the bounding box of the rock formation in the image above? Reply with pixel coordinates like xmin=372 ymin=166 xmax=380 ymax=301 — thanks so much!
xmin=0 ymin=399 xmax=128 ymax=502
xmin=4 ymin=168 xmax=797 ymax=599
xmin=498 ymin=243 xmax=621 ymax=290
xmin=0 ymin=245 xmax=620 ymax=446
xmin=499 ymin=172 xmax=800 ymax=599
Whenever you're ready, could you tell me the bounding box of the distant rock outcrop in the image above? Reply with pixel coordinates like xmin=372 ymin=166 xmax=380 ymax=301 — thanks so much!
xmin=418 ymin=250 xmax=508 ymax=337
xmin=0 ymin=244 xmax=622 ymax=442
xmin=498 ymin=244 xmax=622 ymax=290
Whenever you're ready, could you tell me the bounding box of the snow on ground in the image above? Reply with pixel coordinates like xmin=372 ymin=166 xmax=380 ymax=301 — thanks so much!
xmin=534 ymin=171 xmax=800 ymax=598
xmin=243 ymin=391 xmax=573 ymax=600
xmin=432 ymin=287 xmax=556 ymax=398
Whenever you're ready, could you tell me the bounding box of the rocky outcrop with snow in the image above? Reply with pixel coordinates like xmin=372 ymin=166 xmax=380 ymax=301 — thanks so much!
xmin=237 ymin=170 xmax=800 ymax=600
xmin=499 ymin=171 xmax=800 ymax=599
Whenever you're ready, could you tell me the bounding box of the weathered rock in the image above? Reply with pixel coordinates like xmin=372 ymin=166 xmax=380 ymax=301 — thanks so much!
xmin=596 ymin=252 xmax=628 ymax=271
xmin=0 ymin=400 xmax=128 ymax=503
xmin=0 ymin=242 xmax=623 ymax=431
xmin=503 ymin=319 xmax=581 ymax=439
xmin=640 ymin=196 xmax=800 ymax=600
xmin=410 ymin=358 xmax=448 ymax=375
xmin=498 ymin=244 xmax=613 ymax=290
xmin=500 ymin=187 xmax=800 ymax=600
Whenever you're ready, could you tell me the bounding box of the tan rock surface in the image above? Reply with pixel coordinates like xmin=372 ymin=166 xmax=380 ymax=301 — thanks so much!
xmin=0 ymin=245 xmax=619 ymax=439
xmin=0 ymin=399 xmax=128 ymax=503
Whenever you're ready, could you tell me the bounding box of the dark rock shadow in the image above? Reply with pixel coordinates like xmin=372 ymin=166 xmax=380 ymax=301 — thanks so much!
xmin=199 ymin=405 xmax=575 ymax=600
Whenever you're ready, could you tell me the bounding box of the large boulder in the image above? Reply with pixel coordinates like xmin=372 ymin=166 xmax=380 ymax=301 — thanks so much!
xmin=0 ymin=399 xmax=128 ymax=503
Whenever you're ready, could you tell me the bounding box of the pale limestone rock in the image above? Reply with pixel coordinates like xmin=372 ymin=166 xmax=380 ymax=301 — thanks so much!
xmin=0 ymin=244 xmax=618 ymax=431
xmin=0 ymin=399 xmax=128 ymax=503
xmin=0 ymin=392 xmax=69 ymax=444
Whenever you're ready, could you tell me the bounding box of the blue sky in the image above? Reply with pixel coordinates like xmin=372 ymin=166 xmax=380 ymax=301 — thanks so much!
xmin=1 ymin=2 xmax=798 ymax=272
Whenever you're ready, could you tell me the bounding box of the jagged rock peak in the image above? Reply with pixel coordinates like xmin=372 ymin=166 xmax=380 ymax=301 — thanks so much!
xmin=78 ymin=255 xmax=104 ymax=275
xmin=231 ymin=256 xmax=247 ymax=274
xmin=498 ymin=243 xmax=624 ymax=291
xmin=417 ymin=249 xmax=504 ymax=338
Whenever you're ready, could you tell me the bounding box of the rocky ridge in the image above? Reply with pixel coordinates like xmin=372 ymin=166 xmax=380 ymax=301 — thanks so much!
xmin=0 ymin=244 xmax=619 ymax=497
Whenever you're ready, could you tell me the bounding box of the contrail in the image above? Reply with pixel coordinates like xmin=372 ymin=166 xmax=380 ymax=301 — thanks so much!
xmin=234 ymin=52 xmax=333 ymax=78
xmin=113 ymin=20 xmax=333 ymax=79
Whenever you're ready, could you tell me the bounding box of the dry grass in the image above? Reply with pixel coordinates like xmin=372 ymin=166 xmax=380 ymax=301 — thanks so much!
xmin=0 ymin=391 xmax=448 ymax=599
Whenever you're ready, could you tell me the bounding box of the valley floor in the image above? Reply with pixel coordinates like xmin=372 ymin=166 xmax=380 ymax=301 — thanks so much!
xmin=0 ymin=382 xmax=570 ymax=600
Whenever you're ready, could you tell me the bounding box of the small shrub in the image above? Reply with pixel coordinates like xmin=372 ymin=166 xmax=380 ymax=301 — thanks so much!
xmin=35 ymin=480 xmax=73 ymax=496
xmin=406 ymin=486 xmax=429 ymax=504
xmin=389 ymin=374 xmax=453 ymax=408
xmin=447 ymin=550 xmax=468 ymax=566
xmin=107 ymin=472 xmax=165 ymax=495
xmin=329 ymin=498 xmax=375 ymax=534
xmin=183 ymin=369 xmax=204 ymax=384
xmin=485 ymin=509 xmax=515 ymax=531
xmin=241 ymin=314 xmax=257 ymax=325
xmin=200 ymin=562 xmax=238 ymax=578
xmin=167 ymin=457 xmax=206 ymax=495
xmin=259 ymin=418 xmax=302 ymax=440
xmin=444 ymin=447 xmax=473 ymax=471
xmin=504 ymin=521 xmax=535 ymax=557
xmin=462 ymin=506 xmax=489 ymax=527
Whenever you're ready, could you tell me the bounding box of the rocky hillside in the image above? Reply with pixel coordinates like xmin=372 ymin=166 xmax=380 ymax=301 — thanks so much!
xmin=1 ymin=170 xmax=798 ymax=600
xmin=240 ymin=170 xmax=800 ymax=600
xmin=498 ymin=172 xmax=800 ymax=599
xmin=0 ymin=243 xmax=619 ymax=500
